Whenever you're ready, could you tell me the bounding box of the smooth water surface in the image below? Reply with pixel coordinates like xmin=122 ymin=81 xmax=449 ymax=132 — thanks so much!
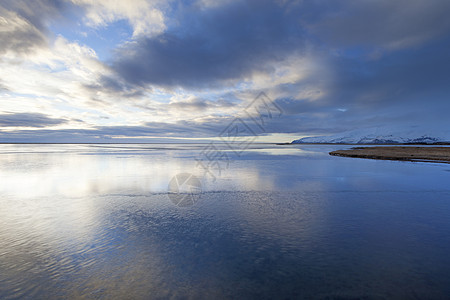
xmin=1 ymin=144 xmax=450 ymax=299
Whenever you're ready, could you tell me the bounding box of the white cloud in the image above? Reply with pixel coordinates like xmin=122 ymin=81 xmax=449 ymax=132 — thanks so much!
xmin=244 ymin=53 xmax=330 ymax=102
xmin=71 ymin=0 xmax=166 ymax=38
xmin=0 ymin=34 xmax=241 ymax=131
xmin=0 ymin=36 xmax=131 ymax=128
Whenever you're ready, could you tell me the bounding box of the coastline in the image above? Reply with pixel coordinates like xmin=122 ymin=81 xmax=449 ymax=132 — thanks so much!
xmin=329 ymin=146 xmax=450 ymax=164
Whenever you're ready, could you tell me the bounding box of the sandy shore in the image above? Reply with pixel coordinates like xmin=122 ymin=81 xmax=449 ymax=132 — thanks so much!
xmin=329 ymin=146 xmax=450 ymax=163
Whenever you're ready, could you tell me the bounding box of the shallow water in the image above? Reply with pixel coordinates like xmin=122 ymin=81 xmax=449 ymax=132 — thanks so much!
xmin=1 ymin=144 xmax=450 ymax=299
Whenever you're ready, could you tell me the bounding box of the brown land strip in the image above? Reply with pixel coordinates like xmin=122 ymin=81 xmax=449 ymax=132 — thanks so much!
xmin=329 ymin=146 xmax=450 ymax=164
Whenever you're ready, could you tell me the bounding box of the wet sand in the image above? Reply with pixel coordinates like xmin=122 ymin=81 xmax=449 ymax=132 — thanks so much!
xmin=330 ymin=146 xmax=450 ymax=163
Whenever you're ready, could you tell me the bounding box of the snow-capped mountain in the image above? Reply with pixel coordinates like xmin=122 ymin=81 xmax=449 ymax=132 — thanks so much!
xmin=292 ymin=127 xmax=450 ymax=144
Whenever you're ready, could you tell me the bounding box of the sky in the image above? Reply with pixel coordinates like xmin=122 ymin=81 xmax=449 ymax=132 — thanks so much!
xmin=1 ymin=0 xmax=450 ymax=143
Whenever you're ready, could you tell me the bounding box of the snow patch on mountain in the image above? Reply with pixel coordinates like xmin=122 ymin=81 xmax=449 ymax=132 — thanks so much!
xmin=292 ymin=127 xmax=450 ymax=144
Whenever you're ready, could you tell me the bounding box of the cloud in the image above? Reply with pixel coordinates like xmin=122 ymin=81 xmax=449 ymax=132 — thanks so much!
xmin=107 ymin=0 xmax=450 ymax=91
xmin=195 ymin=0 xmax=240 ymax=9
xmin=311 ymin=0 xmax=450 ymax=51
xmin=0 ymin=0 xmax=68 ymax=55
xmin=82 ymin=74 xmax=146 ymax=99
xmin=325 ymin=35 xmax=450 ymax=110
xmin=2 ymin=0 xmax=450 ymax=142
xmin=0 ymin=112 xmax=68 ymax=127
xmin=71 ymin=0 xmax=166 ymax=37
xmin=0 ymin=35 xmax=107 ymax=102
xmin=0 ymin=111 xmax=287 ymax=142
xmin=110 ymin=0 xmax=306 ymax=88
xmin=0 ymin=80 xmax=9 ymax=92
xmin=0 ymin=123 xmax=214 ymax=143
xmin=0 ymin=6 xmax=46 ymax=55
xmin=273 ymin=35 xmax=450 ymax=134
xmin=168 ymin=96 xmax=238 ymax=112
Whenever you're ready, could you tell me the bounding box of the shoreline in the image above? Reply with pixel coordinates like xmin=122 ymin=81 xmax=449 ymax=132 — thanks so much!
xmin=329 ymin=146 xmax=450 ymax=164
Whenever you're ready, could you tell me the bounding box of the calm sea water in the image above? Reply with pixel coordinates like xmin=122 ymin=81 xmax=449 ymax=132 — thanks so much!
xmin=1 ymin=144 xmax=450 ymax=299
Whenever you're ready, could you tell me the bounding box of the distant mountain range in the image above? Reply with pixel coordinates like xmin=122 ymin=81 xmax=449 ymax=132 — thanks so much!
xmin=292 ymin=127 xmax=450 ymax=144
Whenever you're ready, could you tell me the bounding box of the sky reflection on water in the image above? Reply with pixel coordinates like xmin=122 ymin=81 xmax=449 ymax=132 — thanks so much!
xmin=1 ymin=144 xmax=450 ymax=299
